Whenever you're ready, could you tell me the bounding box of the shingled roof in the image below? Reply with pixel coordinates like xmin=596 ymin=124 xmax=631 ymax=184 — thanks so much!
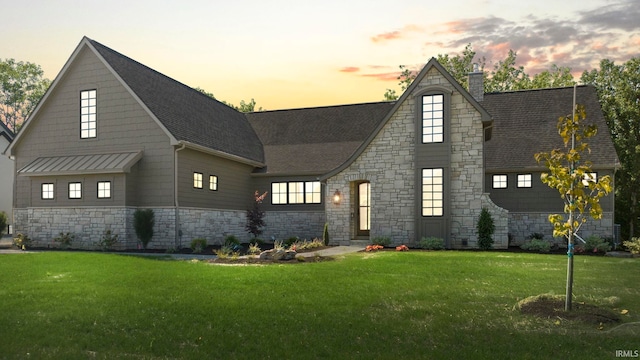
xmin=0 ymin=120 xmax=14 ymax=143
xmin=246 ymin=102 xmax=395 ymax=175
xmin=481 ymin=85 xmax=618 ymax=171
xmin=88 ymin=38 xmax=264 ymax=165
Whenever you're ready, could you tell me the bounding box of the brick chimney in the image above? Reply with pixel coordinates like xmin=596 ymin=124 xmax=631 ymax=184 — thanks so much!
xmin=468 ymin=63 xmax=484 ymax=102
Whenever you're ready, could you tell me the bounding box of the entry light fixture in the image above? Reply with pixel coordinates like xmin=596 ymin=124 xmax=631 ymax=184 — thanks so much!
xmin=332 ymin=189 xmax=342 ymax=205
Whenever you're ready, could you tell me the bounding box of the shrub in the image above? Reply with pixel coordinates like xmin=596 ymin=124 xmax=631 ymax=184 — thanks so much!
xmin=623 ymin=237 xmax=640 ymax=254
xmin=520 ymin=239 xmax=551 ymax=253
xmin=323 ymin=223 xmax=330 ymax=246
xmin=96 ymin=229 xmax=119 ymax=251
xmin=133 ymin=209 xmax=155 ymax=249
xmin=53 ymin=232 xmax=75 ymax=248
xmin=13 ymin=233 xmax=31 ymax=250
xmin=371 ymin=237 xmax=390 ymax=247
xmin=284 ymin=236 xmax=299 ymax=247
xmin=582 ymin=235 xmax=611 ymax=254
xmin=419 ymin=237 xmax=445 ymax=250
xmin=247 ymin=242 xmax=262 ymax=255
xmin=0 ymin=211 xmax=7 ymax=234
xmin=477 ymin=208 xmax=495 ymax=250
xmin=246 ymin=190 xmax=267 ymax=239
xmin=224 ymin=235 xmax=241 ymax=251
xmin=527 ymin=232 xmax=545 ymax=240
xmin=190 ymin=238 xmax=207 ymax=253
xmin=290 ymin=238 xmax=324 ymax=251
xmin=215 ymin=245 xmax=233 ymax=259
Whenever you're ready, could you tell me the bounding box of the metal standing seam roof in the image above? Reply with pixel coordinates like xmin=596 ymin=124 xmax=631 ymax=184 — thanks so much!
xmin=18 ymin=151 xmax=143 ymax=176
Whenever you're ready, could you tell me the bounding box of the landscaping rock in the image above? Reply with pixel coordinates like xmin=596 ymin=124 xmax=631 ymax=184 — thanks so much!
xmin=258 ymin=249 xmax=297 ymax=261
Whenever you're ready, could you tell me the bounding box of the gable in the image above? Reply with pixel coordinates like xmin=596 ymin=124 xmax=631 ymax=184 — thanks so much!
xmin=8 ymin=37 xmax=264 ymax=166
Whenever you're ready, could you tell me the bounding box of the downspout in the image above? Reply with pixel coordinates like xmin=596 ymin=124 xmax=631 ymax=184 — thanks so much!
xmin=174 ymin=143 xmax=186 ymax=249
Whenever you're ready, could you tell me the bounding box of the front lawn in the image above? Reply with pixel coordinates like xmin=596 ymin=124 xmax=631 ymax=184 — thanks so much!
xmin=0 ymin=251 xmax=638 ymax=359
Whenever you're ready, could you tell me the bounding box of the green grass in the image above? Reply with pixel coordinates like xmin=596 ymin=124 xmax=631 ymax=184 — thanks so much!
xmin=0 ymin=251 xmax=638 ymax=359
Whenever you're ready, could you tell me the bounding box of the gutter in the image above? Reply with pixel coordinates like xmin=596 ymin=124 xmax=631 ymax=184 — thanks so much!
xmin=174 ymin=143 xmax=186 ymax=248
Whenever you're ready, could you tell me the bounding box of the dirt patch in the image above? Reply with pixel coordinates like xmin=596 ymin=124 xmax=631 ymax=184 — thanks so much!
xmin=517 ymin=295 xmax=621 ymax=325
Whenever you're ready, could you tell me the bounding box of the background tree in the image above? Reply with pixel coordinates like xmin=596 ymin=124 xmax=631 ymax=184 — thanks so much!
xmin=436 ymin=44 xmax=485 ymax=91
xmin=383 ymin=65 xmax=417 ymax=101
xmin=581 ymin=58 xmax=640 ymax=240
xmin=535 ymin=103 xmax=612 ymax=311
xmin=0 ymin=58 xmax=51 ymax=133
xmin=195 ymin=87 xmax=263 ymax=112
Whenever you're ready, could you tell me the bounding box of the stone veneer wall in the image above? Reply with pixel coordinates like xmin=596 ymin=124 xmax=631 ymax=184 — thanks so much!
xmin=263 ymin=211 xmax=326 ymax=241
xmin=326 ymin=67 xmax=509 ymax=248
xmin=509 ymin=211 xmax=614 ymax=246
xmin=177 ymin=208 xmax=325 ymax=247
xmin=13 ymin=207 xmax=176 ymax=250
xmin=325 ymin=97 xmax=415 ymax=246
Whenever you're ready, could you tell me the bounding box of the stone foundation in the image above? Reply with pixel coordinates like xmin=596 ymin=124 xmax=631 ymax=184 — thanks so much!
xmin=509 ymin=211 xmax=615 ymax=246
xmin=13 ymin=207 xmax=176 ymax=250
xmin=263 ymin=211 xmax=326 ymax=241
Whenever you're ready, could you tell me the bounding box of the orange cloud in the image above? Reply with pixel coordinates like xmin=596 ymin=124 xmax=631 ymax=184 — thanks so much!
xmin=339 ymin=66 xmax=360 ymax=73
xmin=371 ymin=24 xmax=423 ymax=43
xmin=361 ymin=72 xmax=399 ymax=82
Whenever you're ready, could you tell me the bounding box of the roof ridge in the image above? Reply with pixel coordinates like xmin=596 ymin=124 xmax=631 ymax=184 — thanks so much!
xmin=484 ymin=84 xmax=589 ymax=96
xmin=250 ymin=100 xmax=396 ymax=114
xmin=87 ymin=38 xmax=240 ymax=113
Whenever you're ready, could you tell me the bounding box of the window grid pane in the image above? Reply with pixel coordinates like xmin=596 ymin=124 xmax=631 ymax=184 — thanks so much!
xmin=288 ymin=182 xmax=304 ymax=204
xmin=42 ymin=183 xmax=54 ymax=200
xmin=98 ymin=181 xmax=111 ymax=198
xmin=209 ymin=175 xmax=218 ymax=191
xmin=582 ymin=172 xmax=597 ymax=187
xmin=69 ymin=182 xmax=82 ymax=199
xmin=493 ymin=175 xmax=507 ymax=189
xmin=193 ymin=172 xmax=203 ymax=189
xmin=422 ymin=168 xmax=443 ymax=216
xmin=422 ymin=94 xmax=444 ymax=143
xmin=517 ymin=174 xmax=532 ymax=188
xmin=80 ymin=90 xmax=97 ymax=139
xmin=304 ymin=181 xmax=321 ymax=204
xmin=271 ymin=182 xmax=288 ymax=204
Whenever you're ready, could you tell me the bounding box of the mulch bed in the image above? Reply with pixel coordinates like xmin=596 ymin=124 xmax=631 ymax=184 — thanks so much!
xmin=519 ymin=297 xmax=621 ymax=324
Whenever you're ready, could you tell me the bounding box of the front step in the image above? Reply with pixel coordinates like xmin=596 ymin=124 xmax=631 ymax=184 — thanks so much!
xmin=349 ymin=239 xmax=370 ymax=247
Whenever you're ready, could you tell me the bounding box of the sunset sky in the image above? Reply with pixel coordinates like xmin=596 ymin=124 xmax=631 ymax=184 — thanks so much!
xmin=2 ymin=0 xmax=638 ymax=110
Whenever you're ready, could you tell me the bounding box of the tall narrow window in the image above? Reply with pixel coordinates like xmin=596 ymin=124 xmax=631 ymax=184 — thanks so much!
xmin=209 ymin=175 xmax=218 ymax=191
xmin=69 ymin=182 xmax=82 ymax=199
xmin=97 ymin=181 xmax=111 ymax=198
xmin=42 ymin=183 xmax=54 ymax=200
xmin=422 ymin=168 xmax=443 ymax=216
xmin=193 ymin=172 xmax=203 ymax=189
xmin=358 ymin=182 xmax=371 ymax=232
xmin=80 ymin=90 xmax=97 ymax=138
xmin=422 ymin=94 xmax=444 ymax=143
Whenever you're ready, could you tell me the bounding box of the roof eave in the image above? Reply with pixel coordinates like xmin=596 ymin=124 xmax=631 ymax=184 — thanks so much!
xmin=178 ymin=141 xmax=265 ymax=168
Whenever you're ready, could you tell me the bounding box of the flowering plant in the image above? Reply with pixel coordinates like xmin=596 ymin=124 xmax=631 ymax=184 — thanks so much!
xmin=365 ymin=244 xmax=384 ymax=252
xmin=395 ymin=245 xmax=409 ymax=251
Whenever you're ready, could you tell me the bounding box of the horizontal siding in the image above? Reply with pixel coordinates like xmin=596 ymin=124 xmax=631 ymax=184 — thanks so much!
xmin=29 ymin=174 xmax=126 ymax=207
xmin=14 ymin=45 xmax=174 ymax=208
xmin=177 ymin=148 xmax=254 ymax=210
xmin=485 ymin=170 xmax=615 ymax=212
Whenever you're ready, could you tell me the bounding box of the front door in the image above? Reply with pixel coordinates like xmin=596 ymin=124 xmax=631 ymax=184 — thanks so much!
xmin=356 ymin=182 xmax=370 ymax=237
